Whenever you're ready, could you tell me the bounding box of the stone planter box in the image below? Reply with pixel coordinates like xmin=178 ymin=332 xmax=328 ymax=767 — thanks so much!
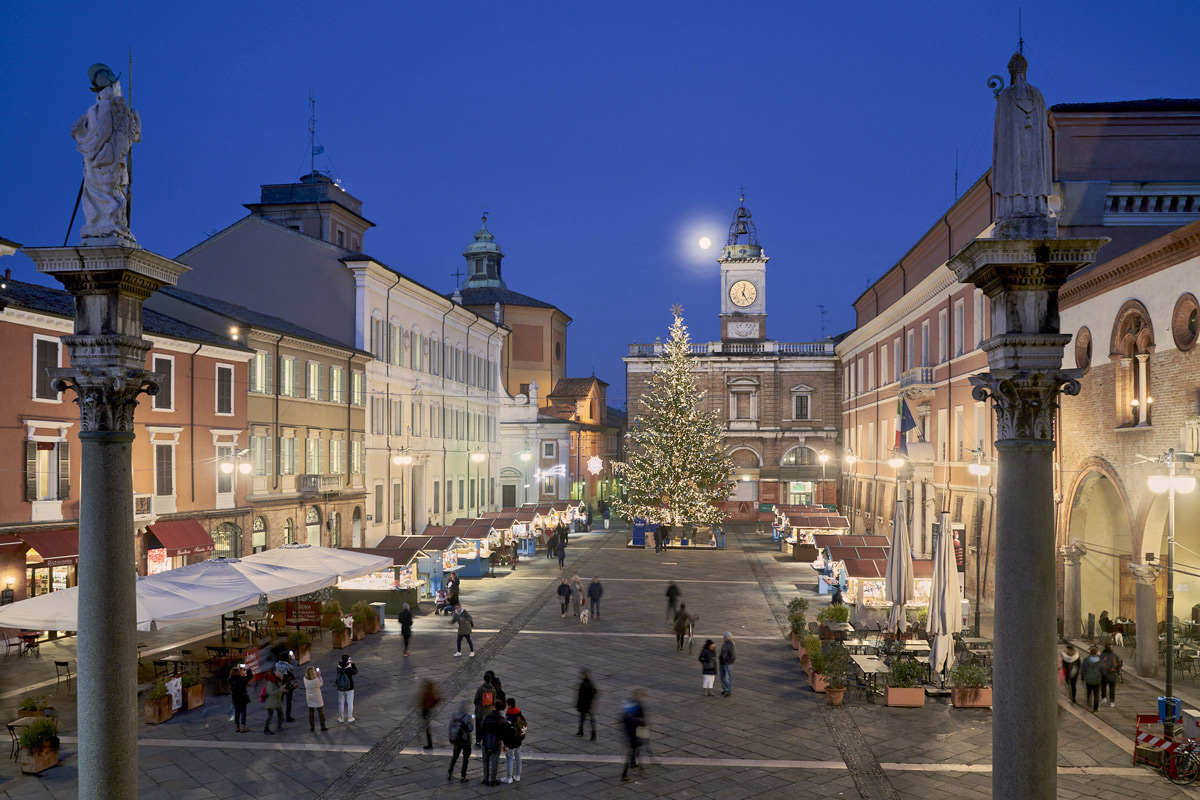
xmin=144 ymin=696 xmax=173 ymax=725
xmin=808 ymin=671 xmax=828 ymax=693
xmin=295 ymin=643 xmax=312 ymax=665
xmin=352 ymin=623 xmax=365 ymax=641
xmin=20 ymin=744 xmax=58 ymax=775
xmin=331 ymin=629 xmax=351 ymax=649
xmin=183 ymin=683 xmax=204 ymax=711
xmin=951 ymin=688 xmax=993 ymax=708
xmin=885 ymin=687 xmax=926 ymax=707
xmin=364 ymin=616 xmax=379 ymax=635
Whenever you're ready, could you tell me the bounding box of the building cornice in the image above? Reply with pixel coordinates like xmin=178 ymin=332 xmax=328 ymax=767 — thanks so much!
xmin=836 ymin=267 xmax=962 ymax=356
xmin=1060 ymin=219 xmax=1200 ymax=309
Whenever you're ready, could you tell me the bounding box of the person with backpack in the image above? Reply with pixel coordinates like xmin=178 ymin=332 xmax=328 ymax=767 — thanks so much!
xmin=619 ymin=690 xmax=647 ymax=782
xmin=576 ymin=669 xmax=597 ymax=740
xmin=447 ymin=700 xmax=474 ymax=783
xmin=502 ymin=696 xmax=527 ymax=783
xmin=335 ymin=653 xmax=358 ymax=723
xmin=699 ymin=639 xmax=718 ymax=696
xmin=478 ymin=701 xmax=511 ymax=786
xmin=473 ymin=671 xmax=498 ymax=744
xmin=1099 ymin=643 xmax=1123 ymax=707
xmin=719 ymin=631 xmax=737 ymax=696
xmin=450 ymin=605 xmax=475 ymax=657
xmin=557 ymin=579 xmax=572 ymax=617
xmin=1081 ymin=646 xmax=1103 ymax=712
xmin=418 ymin=679 xmax=439 ymax=749
xmin=398 ymin=602 xmax=414 ymax=657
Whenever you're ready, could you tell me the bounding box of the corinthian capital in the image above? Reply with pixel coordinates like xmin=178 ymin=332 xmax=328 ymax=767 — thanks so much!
xmin=1059 ymin=541 xmax=1087 ymax=565
xmin=1128 ymin=561 xmax=1162 ymax=586
xmin=53 ymin=367 xmax=159 ymax=433
xmin=970 ymin=370 xmax=1081 ymax=441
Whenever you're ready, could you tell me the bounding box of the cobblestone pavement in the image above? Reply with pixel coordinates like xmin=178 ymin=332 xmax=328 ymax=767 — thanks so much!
xmin=1 ymin=524 xmax=1197 ymax=798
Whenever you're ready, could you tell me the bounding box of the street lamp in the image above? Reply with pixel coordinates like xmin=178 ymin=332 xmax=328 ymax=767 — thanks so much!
xmin=392 ymin=451 xmax=413 ymax=533
xmin=520 ymin=450 xmax=532 ymax=505
xmin=842 ymin=447 xmax=857 ymax=517
xmin=818 ymin=450 xmax=830 ymax=506
xmin=470 ymin=449 xmax=487 ymax=514
xmin=220 ymin=449 xmax=252 ymax=555
xmin=967 ymin=446 xmax=992 ymax=636
xmin=1148 ymin=448 xmax=1197 ymax=738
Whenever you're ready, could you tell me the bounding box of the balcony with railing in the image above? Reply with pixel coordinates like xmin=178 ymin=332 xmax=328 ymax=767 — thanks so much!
xmin=899 ymin=366 xmax=936 ymax=391
xmin=298 ymin=474 xmax=344 ymax=495
xmin=627 ymin=340 xmax=835 ymax=357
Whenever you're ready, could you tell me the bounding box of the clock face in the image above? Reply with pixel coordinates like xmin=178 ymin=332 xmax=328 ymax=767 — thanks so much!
xmin=730 ymin=280 xmax=757 ymax=307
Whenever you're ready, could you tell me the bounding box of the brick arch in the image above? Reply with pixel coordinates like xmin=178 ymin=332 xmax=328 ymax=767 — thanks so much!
xmin=1110 ymin=298 xmax=1155 ymax=356
xmin=727 ymin=446 xmax=762 ymax=467
xmin=1058 ymin=456 xmax=1134 ymax=549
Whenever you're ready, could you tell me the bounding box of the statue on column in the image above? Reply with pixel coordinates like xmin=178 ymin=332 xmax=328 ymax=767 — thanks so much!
xmin=990 ymin=52 xmax=1054 ymax=239
xmin=71 ymin=63 xmax=140 ymax=244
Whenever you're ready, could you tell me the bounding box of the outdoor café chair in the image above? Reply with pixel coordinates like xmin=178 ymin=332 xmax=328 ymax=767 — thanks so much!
xmin=2 ymin=636 xmax=21 ymax=659
xmin=55 ymin=661 xmax=73 ymax=694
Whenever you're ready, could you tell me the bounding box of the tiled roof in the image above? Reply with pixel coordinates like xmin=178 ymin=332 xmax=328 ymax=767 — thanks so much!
xmin=548 ymin=377 xmax=600 ymax=398
xmin=538 ymin=404 xmax=578 ymax=421
xmin=1 ymin=279 xmax=249 ymax=350
xmin=0 ymin=235 xmax=21 ymax=249
xmin=1051 ymin=99 xmax=1200 ymax=113
xmin=455 ymin=286 xmax=568 ymax=316
xmin=160 ymin=286 xmax=365 ymax=353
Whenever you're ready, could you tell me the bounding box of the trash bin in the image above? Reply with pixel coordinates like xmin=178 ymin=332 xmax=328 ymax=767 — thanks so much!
xmin=370 ymin=602 xmax=386 ymax=630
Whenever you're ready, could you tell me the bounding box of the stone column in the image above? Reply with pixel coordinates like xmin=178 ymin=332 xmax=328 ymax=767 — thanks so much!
xmin=1131 ymin=562 xmax=1161 ymax=678
xmin=23 ymin=245 xmax=187 ymax=800
xmin=1060 ymin=542 xmax=1087 ymax=640
xmin=949 ymin=235 xmax=1105 ymax=800
xmin=1136 ymin=354 xmax=1149 ymax=426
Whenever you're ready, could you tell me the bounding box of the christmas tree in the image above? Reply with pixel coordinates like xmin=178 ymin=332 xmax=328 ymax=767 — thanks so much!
xmin=614 ymin=307 xmax=732 ymax=526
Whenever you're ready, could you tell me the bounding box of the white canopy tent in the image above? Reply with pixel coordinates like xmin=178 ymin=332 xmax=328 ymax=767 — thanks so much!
xmin=885 ymin=500 xmax=916 ymax=634
xmin=0 ymin=546 xmax=390 ymax=632
xmin=928 ymin=511 xmax=963 ymax=678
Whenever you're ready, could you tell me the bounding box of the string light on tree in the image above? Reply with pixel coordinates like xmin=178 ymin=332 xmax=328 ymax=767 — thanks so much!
xmin=613 ymin=306 xmax=733 ymax=527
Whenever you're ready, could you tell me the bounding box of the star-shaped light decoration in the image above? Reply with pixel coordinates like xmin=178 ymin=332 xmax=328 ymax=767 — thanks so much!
xmin=587 ymin=455 xmax=603 ymax=475
xmin=670 ymin=303 xmax=684 ymax=319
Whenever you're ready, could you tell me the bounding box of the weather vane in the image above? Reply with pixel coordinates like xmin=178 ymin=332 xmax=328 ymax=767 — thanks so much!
xmin=670 ymin=303 xmax=684 ymax=318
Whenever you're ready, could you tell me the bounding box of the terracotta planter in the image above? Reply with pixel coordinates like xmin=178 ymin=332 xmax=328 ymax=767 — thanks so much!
xmin=20 ymin=743 xmax=58 ymax=774
xmin=331 ymin=629 xmax=351 ymax=649
xmin=789 ymin=631 xmax=800 ymax=650
xmin=352 ymin=623 xmax=365 ymax=641
xmin=321 ymin=612 xmax=338 ymax=629
xmin=951 ymin=687 xmax=993 ymax=708
xmin=364 ymin=616 xmax=379 ymax=635
xmin=809 ymin=671 xmax=828 ymax=693
xmin=183 ymin=683 xmax=205 ymax=711
xmin=16 ymin=709 xmax=44 ymax=719
xmin=144 ymin=696 xmax=173 ymax=724
xmin=885 ymin=686 xmax=926 ymax=707
xmin=295 ymin=643 xmax=312 ymax=665
xmin=825 ymin=687 xmax=846 ymax=706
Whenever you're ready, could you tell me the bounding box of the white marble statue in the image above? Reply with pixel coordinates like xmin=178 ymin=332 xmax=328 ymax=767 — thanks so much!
xmin=71 ymin=63 xmax=141 ymax=243
xmin=991 ymin=52 xmax=1052 ymax=235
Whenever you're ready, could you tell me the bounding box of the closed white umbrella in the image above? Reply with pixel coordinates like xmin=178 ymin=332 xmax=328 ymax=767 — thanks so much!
xmin=241 ymin=543 xmax=394 ymax=581
xmin=886 ymin=499 xmax=915 ymax=634
xmin=928 ymin=511 xmax=963 ymax=678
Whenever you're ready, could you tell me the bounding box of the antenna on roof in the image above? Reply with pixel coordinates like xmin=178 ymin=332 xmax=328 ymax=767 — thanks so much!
xmin=954 ymin=148 xmax=959 ymax=200
xmin=308 ymin=93 xmax=322 ymax=177
xmin=817 ymin=304 xmax=829 ymax=339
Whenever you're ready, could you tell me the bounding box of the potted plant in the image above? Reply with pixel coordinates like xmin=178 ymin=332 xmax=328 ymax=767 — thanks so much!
xmin=885 ymin=659 xmax=927 ymax=707
xmin=181 ymin=673 xmax=205 ymax=711
xmin=950 ymin=662 xmax=992 ymax=708
xmin=17 ymin=695 xmax=46 ymax=719
xmin=354 ymin=600 xmax=379 ymax=635
xmin=351 ymin=607 xmax=369 ymax=640
xmin=321 ymin=600 xmax=343 ymax=628
xmin=819 ymin=646 xmax=850 ymax=706
xmin=267 ymin=600 xmax=287 ymax=626
xmin=800 ymin=633 xmax=821 ymax=673
xmin=144 ymin=679 xmax=173 ymax=724
xmin=816 ymin=604 xmax=850 ymax=639
xmin=288 ymin=630 xmax=312 ymax=664
xmin=330 ymin=618 xmax=351 ymax=649
xmin=787 ymin=597 xmax=809 ymax=650
xmin=808 ymin=643 xmax=843 ymax=693
xmin=18 ymin=717 xmax=59 ymax=774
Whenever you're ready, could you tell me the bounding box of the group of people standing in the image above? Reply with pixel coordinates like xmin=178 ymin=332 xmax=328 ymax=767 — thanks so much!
xmin=225 ymin=649 xmax=360 ymax=735
xmin=444 ymin=669 xmax=529 ymax=785
xmin=557 ymin=575 xmax=604 ymax=622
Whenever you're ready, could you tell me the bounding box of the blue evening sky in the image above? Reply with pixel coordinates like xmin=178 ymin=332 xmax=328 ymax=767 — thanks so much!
xmin=2 ymin=2 xmax=1198 ymax=405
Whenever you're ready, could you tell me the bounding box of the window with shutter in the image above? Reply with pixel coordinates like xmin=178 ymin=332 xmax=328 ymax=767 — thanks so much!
xmin=155 ymin=444 xmax=174 ymax=496
xmin=57 ymin=441 xmax=70 ymax=500
xmin=152 ymin=356 xmax=174 ymax=410
xmin=33 ymin=338 xmax=60 ymax=400
xmin=25 ymin=440 xmax=37 ymax=501
xmin=216 ymin=364 xmax=234 ymax=415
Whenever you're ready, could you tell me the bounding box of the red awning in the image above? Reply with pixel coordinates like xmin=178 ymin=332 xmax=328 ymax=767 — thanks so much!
xmin=147 ymin=520 xmax=214 ymax=557
xmin=20 ymin=529 xmax=79 ymax=567
xmin=0 ymin=534 xmax=27 ymax=553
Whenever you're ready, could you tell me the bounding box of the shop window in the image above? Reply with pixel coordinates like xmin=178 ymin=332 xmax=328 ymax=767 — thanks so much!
xmin=32 ymin=336 xmax=62 ymax=401
xmin=252 ymin=516 xmax=267 ymax=553
xmin=152 ymin=355 xmax=174 ymax=410
xmin=1173 ymin=293 xmax=1200 ymax=352
xmin=212 ymin=522 xmax=241 ymax=559
xmin=782 ymin=446 xmax=817 ymax=466
xmin=306 ymin=506 xmax=321 ymax=545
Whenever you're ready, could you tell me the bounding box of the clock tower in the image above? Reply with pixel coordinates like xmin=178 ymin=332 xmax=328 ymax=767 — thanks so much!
xmin=719 ymin=196 xmax=768 ymax=341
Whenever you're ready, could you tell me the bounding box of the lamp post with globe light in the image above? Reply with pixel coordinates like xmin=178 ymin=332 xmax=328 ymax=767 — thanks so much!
xmin=470 ymin=450 xmax=487 ymax=514
xmin=392 ymin=451 xmax=413 ymax=533
xmin=220 ymin=449 xmax=252 ymax=552
xmin=1148 ymin=448 xmax=1196 ymax=737
xmin=520 ymin=451 xmax=532 ymax=505
xmin=966 ymin=446 xmax=992 ymax=635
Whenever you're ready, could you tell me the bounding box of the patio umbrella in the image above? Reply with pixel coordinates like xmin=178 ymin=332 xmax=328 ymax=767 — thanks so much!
xmin=240 ymin=543 xmax=393 ymax=581
xmin=928 ymin=511 xmax=963 ymax=677
xmin=0 ymin=558 xmax=335 ymax=632
xmin=885 ymin=499 xmax=915 ymax=634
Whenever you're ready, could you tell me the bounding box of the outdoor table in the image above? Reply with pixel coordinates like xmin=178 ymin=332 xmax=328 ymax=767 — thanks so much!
xmin=6 ymin=718 xmax=36 ymax=760
xmin=902 ymin=640 xmax=931 ymax=654
xmin=154 ymin=654 xmax=185 ymax=678
xmin=17 ymin=631 xmax=41 ymax=659
xmin=242 ymin=616 xmax=268 ymax=638
xmin=843 ymin=637 xmax=872 ymax=653
xmin=828 ymin=621 xmax=854 ymax=641
xmin=851 ymin=654 xmax=889 ymax=688
xmin=962 ymin=637 xmax=990 ymax=648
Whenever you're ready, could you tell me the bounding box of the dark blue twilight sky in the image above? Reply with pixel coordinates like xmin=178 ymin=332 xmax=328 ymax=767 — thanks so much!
xmin=2 ymin=2 xmax=1198 ymax=405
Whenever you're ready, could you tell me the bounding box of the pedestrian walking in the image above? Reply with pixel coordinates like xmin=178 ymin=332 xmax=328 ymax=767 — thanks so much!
xmin=719 ymin=631 xmax=736 ymax=696
xmin=419 ymin=679 xmax=439 ymax=749
xmin=502 ymin=696 xmax=527 ymax=783
xmin=1082 ymin=646 xmax=1103 ymax=712
xmin=557 ymin=538 xmax=567 ymax=568
xmin=653 ymin=526 xmax=662 ymax=554
xmin=547 ymin=532 xmax=557 ymax=559
xmin=673 ymin=604 xmax=692 ymax=651
xmin=335 ymin=653 xmax=358 ymax=723
xmin=304 ymin=666 xmax=328 ymax=732
xmin=1061 ymin=644 xmax=1081 ymax=703
xmin=587 ymin=576 xmax=603 ymax=619
xmin=398 ymin=602 xmax=414 ymax=656
xmin=479 ymin=701 xmax=510 ymax=786
xmin=447 ymin=581 xmax=460 ymax=612
xmin=602 ymin=502 xmax=611 ymax=530
xmin=261 ymin=672 xmax=284 ymax=734
xmin=447 ymin=700 xmax=474 ymax=783
xmin=576 ymin=669 xmax=597 ymax=740
xmin=557 ymin=579 xmax=572 ymax=617
xmin=619 ymin=690 xmax=647 ymax=782
xmin=228 ymin=662 xmax=251 ymax=734
xmin=571 ymin=575 xmax=584 ymax=617
xmin=450 ymin=604 xmax=475 ymax=657
xmin=473 ymin=671 xmax=499 ymax=744
xmin=1099 ymin=643 xmax=1123 ymax=707
xmin=699 ymin=639 xmax=717 ymax=695
xmin=276 ymin=653 xmax=298 ymax=722
xmin=665 ymin=581 xmax=681 ymax=620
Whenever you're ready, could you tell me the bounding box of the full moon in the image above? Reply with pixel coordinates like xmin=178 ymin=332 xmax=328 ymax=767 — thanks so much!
xmin=698 ymin=236 xmax=711 ymax=249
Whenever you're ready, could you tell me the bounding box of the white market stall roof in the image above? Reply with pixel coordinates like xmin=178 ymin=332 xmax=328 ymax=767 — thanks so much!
xmin=241 ymin=544 xmax=393 ymax=581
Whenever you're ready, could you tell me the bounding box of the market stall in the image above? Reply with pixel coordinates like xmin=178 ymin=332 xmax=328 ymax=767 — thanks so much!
xmin=842 ymin=556 xmax=935 ymax=628
xmin=335 ymin=544 xmax=426 ymax=611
